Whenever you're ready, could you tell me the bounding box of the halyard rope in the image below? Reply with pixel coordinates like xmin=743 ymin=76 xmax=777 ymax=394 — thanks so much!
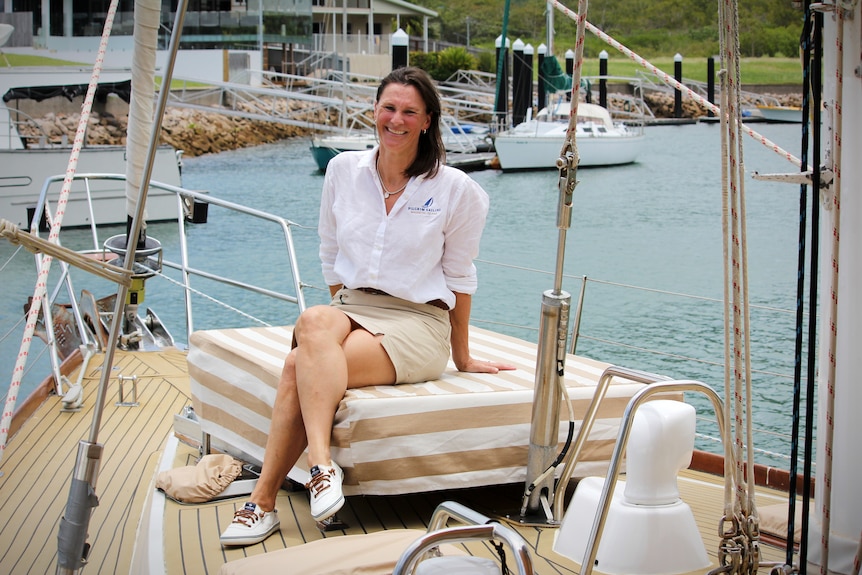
xmin=0 ymin=0 xmax=121 ymax=463
xmin=818 ymin=4 xmax=844 ymax=573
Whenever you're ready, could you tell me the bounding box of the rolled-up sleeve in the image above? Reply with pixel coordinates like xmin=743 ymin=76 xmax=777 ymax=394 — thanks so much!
xmin=318 ymin=167 xmax=339 ymax=285
xmin=441 ymin=177 xmax=489 ymax=295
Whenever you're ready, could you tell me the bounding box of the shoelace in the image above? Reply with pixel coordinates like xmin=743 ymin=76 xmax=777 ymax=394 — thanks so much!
xmin=232 ymin=507 xmax=263 ymax=527
xmin=305 ymin=469 xmax=333 ymax=497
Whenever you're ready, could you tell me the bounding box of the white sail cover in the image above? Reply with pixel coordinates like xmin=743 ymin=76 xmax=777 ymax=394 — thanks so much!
xmin=124 ymin=0 xmax=160 ymax=221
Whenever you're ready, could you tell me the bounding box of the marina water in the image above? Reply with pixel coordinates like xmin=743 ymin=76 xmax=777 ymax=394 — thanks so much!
xmin=1 ymin=121 xmax=814 ymax=470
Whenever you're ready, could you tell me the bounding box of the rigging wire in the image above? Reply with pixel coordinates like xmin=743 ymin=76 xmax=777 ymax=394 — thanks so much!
xmin=787 ymin=2 xmax=819 ymax=570
xmin=800 ymin=9 xmax=823 ymax=573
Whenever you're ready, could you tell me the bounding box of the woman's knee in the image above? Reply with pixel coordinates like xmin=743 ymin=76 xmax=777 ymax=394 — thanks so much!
xmin=294 ymin=305 xmax=349 ymax=345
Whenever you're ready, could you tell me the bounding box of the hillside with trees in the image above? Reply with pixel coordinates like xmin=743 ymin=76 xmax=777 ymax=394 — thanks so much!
xmin=404 ymin=0 xmax=804 ymax=60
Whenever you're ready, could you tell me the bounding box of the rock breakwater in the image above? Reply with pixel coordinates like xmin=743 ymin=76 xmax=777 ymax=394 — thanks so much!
xmin=15 ymin=91 xmax=802 ymax=156
xmin=16 ymin=104 xmax=327 ymax=157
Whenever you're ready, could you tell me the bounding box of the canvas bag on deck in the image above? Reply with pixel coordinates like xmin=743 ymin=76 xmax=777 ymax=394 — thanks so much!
xmin=156 ymin=453 xmax=243 ymax=503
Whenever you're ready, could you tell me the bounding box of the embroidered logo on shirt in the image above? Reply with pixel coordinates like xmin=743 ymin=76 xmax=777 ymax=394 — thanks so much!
xmin=409 ymin=197 xmax=441 ymax=215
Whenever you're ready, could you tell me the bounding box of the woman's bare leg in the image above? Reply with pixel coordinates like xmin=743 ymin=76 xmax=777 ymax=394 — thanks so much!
xmin=243 ymin=303 xmax=396 ymax=509
xmin=244 ymin=350 xmax=308 ymax=512
xmin=294 ymin=306 xmax=396 ymax=468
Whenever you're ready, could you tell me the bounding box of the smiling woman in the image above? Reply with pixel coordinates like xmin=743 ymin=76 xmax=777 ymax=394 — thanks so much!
xmin=218 ymin=66 xmax=516 ymax=548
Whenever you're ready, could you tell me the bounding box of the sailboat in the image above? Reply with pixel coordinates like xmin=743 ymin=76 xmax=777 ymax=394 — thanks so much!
xmin=493 ymin=98 xmax=645 ymax=170
xmin=1 ymin=0 xmax=860 ymax=574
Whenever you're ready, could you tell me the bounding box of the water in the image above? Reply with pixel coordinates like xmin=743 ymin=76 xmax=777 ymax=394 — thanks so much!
xmin=1 ymin=122 xmax=816 ymax=469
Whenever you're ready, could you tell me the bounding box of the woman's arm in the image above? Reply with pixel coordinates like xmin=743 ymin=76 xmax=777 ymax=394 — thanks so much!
xmin=449 ymin=292 xmax=515 ymax=373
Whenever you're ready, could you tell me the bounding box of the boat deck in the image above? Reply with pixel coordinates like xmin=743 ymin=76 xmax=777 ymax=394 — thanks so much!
xmin=0 ymin=348 xmax=792 ymax=574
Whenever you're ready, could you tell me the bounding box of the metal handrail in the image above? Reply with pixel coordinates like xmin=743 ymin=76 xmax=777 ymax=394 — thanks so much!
xmin=29 ymin=171 xmax=310 ymax=347
xmin=576 ymin=380 xmax=733 ymax=575
xmin=392 ymin=501 xmax=534 ymax=575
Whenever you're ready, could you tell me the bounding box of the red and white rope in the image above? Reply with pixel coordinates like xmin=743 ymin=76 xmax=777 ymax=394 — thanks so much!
xmin=818 ymin=6 xmax=844 ymax=573
xmin=0 ymin=0 xmax=121 ymax=463
xmin=561 ymin=0 xmax=588 ymax=162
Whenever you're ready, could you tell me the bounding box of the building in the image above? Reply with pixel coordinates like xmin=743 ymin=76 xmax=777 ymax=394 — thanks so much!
xmin=0 ymin=0 xmax=437 ymax=77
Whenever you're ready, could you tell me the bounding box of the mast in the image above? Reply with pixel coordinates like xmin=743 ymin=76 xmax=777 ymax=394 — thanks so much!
xmin=807 ymin=2 xmax=862 ymax=574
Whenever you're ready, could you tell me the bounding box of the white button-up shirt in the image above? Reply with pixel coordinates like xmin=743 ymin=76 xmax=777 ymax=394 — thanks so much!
xmin=319 ymin=148 xmax=490 ymax=310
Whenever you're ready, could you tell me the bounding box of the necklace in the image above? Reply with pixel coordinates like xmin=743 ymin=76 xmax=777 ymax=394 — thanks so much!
xmin=376 ymin=160 xmax=408 ymax=199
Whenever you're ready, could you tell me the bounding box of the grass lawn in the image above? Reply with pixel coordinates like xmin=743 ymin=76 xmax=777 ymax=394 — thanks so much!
xmin=3 ymin=53 xmax=89 ymax=67
xmin=578 ymin=56 xmax=802 ymax=86
xmin=5 ymin=51 xmax=802 ymax=87
xmin=3 ymin=53 xmax=211 ymax=89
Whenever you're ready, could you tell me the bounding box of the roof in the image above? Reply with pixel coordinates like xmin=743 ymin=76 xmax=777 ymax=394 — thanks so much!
xmin=368 ymin=0 xmax=437 ymax=18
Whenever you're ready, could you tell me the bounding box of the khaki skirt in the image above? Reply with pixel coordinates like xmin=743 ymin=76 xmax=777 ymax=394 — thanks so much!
xmin=330 ymin=288 xmax=451 ymax=384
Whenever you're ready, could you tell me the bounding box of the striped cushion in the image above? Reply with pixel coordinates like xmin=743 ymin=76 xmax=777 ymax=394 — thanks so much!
xmin=188 ymin=325 xmax=653 ymax=496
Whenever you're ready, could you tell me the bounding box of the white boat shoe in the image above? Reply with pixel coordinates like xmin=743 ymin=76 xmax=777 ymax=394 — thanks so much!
xmin=219 ymin=502 xmax=280 ymax=546
xmin=305 ymin=461 xmax=344 ymax=521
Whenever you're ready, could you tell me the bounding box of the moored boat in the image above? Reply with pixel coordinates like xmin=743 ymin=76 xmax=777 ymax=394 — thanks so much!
xmin=310 ymin=120 xmax=494 ymax=171
xmin=756 ymin=104 xmax=804 ymax=123
xmin=0 ymin=78 xmax=183 ymax=228
xmin=493 ymin=101 xmax=645 ymax=170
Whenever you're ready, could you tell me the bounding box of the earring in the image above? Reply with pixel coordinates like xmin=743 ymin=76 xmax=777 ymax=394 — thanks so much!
xmin=422 ymin=129 xmax=427 ymax=135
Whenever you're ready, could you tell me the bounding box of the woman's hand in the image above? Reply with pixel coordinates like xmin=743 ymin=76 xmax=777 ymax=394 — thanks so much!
xmin=458 ymin=357 xmax=517 ymax=374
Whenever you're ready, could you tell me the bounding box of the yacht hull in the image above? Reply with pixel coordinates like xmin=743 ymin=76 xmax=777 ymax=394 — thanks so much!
xmin=0 ymin=146 xmax=182 ymax=228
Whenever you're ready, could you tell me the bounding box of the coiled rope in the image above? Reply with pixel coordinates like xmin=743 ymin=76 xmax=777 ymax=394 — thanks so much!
xmin=0 ymin=0 xmax=121 ymax=465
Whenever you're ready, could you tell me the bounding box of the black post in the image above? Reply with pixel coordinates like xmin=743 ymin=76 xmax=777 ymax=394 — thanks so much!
xmin=524 ymin=43 xmax=534 ymax=117
xmin=707 ymin=56 xmax=716 ymax=118
xmin=391 ymin=28 xmax=408 ymax=69
xmin=495 ymin=35 xmax=510 ymax=129
xmin=674 ymin=53 xmax=683 ymax=119
xmin=512 ymin=38 xmax=527 ymax=125
xmin=599 ymin=50 xmax=608 ymax=109
xmin=537 ymin=43 xmax=547 ymax=112
xmin=565 ymin=49 xmax=574 ymax=102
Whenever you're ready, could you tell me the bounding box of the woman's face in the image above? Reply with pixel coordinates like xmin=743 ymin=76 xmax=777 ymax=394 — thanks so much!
xmin=374 ymin=83 xmax=432 ymax=156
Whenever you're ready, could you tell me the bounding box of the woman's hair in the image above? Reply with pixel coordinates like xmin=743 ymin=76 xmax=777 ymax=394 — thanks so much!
xmin=376 ymin=66 xmax=445 ymax=178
